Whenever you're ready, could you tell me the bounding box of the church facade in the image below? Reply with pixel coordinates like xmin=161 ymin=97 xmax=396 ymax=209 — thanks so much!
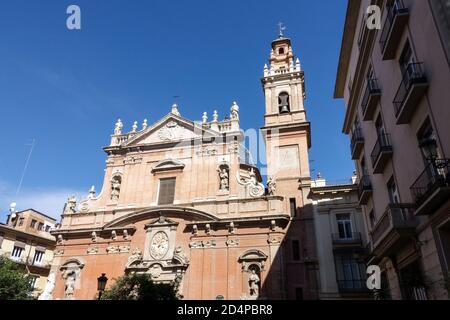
xmin=49 ymin=34 xmax=318 ymax=300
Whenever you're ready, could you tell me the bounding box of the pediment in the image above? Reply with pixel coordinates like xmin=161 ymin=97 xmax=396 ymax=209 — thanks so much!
xmin=144 ymin=215 xmax=179 ymax=229
xmin=151 ymin=159 xmax=185 ymax=173
xmin=123 ymin=114 xmax=211 ymax=147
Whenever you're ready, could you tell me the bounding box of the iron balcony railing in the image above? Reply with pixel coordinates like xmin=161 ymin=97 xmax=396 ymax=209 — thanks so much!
xmin=371 ymin=204 xmax=417 ymax=246
xmin=371 ymin=133 xmax=393 ymax=167
xmin=358 ymin=175 xmax=372 ymax=199
xmin=332 ymin=232 xmax=362 ymax=244
xmin=379 ymin=0 xmax=409 ymax=53
xmin=351 ymin=128 xmax=364 ymax=149
xmin=410 ymin=159 xmax=450 ymax=207
xmin=361 ymin=78 xmax=381 ymax=116
xmin=393 ymin=62 xmax=427 ymax=115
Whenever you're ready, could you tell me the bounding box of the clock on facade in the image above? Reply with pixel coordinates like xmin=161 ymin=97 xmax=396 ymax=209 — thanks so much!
xmin=150 ymin=231 xmax=169 ymax=260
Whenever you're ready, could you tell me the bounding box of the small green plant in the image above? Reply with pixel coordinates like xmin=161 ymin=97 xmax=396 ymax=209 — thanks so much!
xmin=0 ymin=256 xmax=33 ymax=300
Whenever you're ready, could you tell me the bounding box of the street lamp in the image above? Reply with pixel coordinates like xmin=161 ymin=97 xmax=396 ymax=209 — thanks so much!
xmin=97 ymin=273 xmax=108 ymax=300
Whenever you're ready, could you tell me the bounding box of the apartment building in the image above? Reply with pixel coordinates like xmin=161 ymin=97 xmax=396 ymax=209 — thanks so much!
xmin=310 ymin=174 xmax=370 ymax=300
xmin=334 ymin=0 xmax=450 ymax=300
xmin=1 ymin=208 xmax=57 ymax=298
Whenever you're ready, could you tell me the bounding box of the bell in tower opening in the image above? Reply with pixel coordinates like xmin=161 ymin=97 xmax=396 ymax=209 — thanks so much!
xmin=278 ymin=92 xmax=290 ymax=113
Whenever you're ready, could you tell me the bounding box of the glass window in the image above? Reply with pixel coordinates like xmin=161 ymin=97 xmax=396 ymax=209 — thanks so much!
xmin=11 ymin=246 xmax=24 ymax=259
xmin=30 ymin=220 xmax=37 ymax=229
xmin=158 ymin=178 xmax=176 ymax=205
xmin=336 ymin=214 xmax=353 ymax=239
xmin=33 ymin=251 xmax=44 ymax=265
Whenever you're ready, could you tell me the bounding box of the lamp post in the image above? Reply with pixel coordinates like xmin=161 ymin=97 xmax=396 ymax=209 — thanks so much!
xmin=97 ymin=273 xmax=108 ymax=300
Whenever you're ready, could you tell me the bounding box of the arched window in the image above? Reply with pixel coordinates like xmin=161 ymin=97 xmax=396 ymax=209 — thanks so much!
xmin=278 ymin=92 xmax=290 ymax=114
xmin=278 ymin=47 xmax=285 ymax=54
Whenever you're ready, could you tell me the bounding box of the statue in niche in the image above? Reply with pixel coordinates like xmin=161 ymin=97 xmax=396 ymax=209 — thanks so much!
xmin=38 ymin=272 xmax=56 ymax=300
xmin=62 ymin=269 xmax=77 ymax=299
xmin=248 ymin=269 xmax=260 ymax=298
xmin=63 ymin=196 xmax=77 ymax=214
xmin=110 ymin=176 xmax=121 ymax=201
xmin=218 ymin=166 xmax=229 ymax=191
xmin=267 ymin=176 xmax=276 ymax=196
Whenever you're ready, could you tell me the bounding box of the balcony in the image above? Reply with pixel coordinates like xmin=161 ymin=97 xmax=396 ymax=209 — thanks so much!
xmin=350 ymin=128 xmax=365 ymax=160
xmin=371 ymin=204 xmax=418 ymax=257
xmin=411 ymin=159 xmax=450 ymax=215
xmin=371 ymin=133 xmax=393 ymax=174
xmin=393 ymin=63 xmax=429 ymax=124
xmin=380 ymin=0 xmax=409 ymax=60
xmin=361 ymin=78 xmax=381 ymax=121
xmin=332 ymin=232 xmax=362 ymax=246
xmin=358 ymin=175 xmax=373 ymax=205
xmin=337 ymin=280 xmax=370 ymax=294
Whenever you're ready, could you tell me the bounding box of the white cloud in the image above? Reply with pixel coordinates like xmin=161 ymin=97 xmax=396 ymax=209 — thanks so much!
xmin=0 ymin=181 xmax=85 ymax=222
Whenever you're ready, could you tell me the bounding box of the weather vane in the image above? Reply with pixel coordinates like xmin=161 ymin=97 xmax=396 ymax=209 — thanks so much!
xmin=278 ymin=22 xmax=286 ymax=38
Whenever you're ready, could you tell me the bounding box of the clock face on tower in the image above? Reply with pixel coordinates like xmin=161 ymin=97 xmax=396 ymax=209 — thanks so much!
xmin=150 ymin=231 xmax=169 ymax=260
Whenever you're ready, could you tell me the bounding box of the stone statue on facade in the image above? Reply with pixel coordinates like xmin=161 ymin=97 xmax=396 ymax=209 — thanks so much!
xmin=62 ymin=269 xmax=77 ymax=299
xmin=110 ymin=176 xmax=121 ymax=201
xmin=267 ymin=176 xmax=276 ymax=196
xmin=230 ymin=101 xmax=239 ymax=120
xmin=63 ymin=196 xmax=77 ymax=214
xmin=218 ymin=167 xmax=229 ymax=191
xmin=249 ymin=270 xmax=260 ymax=298
xmin=38 ymin=272 xmax=56 ymax=300
xmin=114 ymin=119 xmax=123 ymax=135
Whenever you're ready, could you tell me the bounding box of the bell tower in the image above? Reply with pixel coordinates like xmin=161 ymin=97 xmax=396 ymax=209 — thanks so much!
xmin=261 ymin=31 xmax=311 ymax=185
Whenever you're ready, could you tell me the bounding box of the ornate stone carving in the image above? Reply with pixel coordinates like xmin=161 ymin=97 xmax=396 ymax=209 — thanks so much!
xmin=123 ymin=229 xmax=130 ymax=240
xmin=149 ymin=264 xmax=163 ymax=279
xmin=205 ymin=224 xmax=211 ymax=235
xmin=57 ymin=235 xmax=64 ymax=245
xmin=106 ymin=245 xmax=120 ymax=254
xmin=54 ymin=248 xmax=64 ymax=256
xmin=150 ymin=231 xmax=169 ymax=260
xmin=267 ymin=236 xmax=282 ymax=245
xmin=38 ymin=272 xmax=55 ymax=300
xmin=226 ymin=239 xmax=240 ymax=247
xmin=196 ymin=146 xmax=218 ymax=157
xmin=124 ymin=155 xmax=143 ymax=165
xmin=189 ymin=241 xmax=203 ymax=249
xmin=119 ymin=245 xmax=131 ymax=253
xmin=91 ymin=231 xmax=97 ymax=242
xmin=110 ymin=175 xmax=121 ymax=201
xmin=174 ymin=246 xmax=189 ymax=264
xmin=267 ymin=176 xmax=277 ymax=196
xmin=192 ymin=224 xmax=198 ymax=236
xmin=128 ymin=248 xmax=142 ymax=262
xmin=236 ymin=168 xmax=265 ymax=198
xmin=202 ymin=240 xmax=216 ymax=248
xmin=87 ymin=247 xmax=98 ymax=255
xmin=111 ymin=230 xmax=117 ymax=241
xmin=63 ymin=196 xmax=77 ymax=214
xmin=158 ymin=121 xmax=180 ymax=142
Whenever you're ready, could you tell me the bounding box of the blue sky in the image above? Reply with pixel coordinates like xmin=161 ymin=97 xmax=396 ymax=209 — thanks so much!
xmin=0 ymin=0 xmax=353 ymax=221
